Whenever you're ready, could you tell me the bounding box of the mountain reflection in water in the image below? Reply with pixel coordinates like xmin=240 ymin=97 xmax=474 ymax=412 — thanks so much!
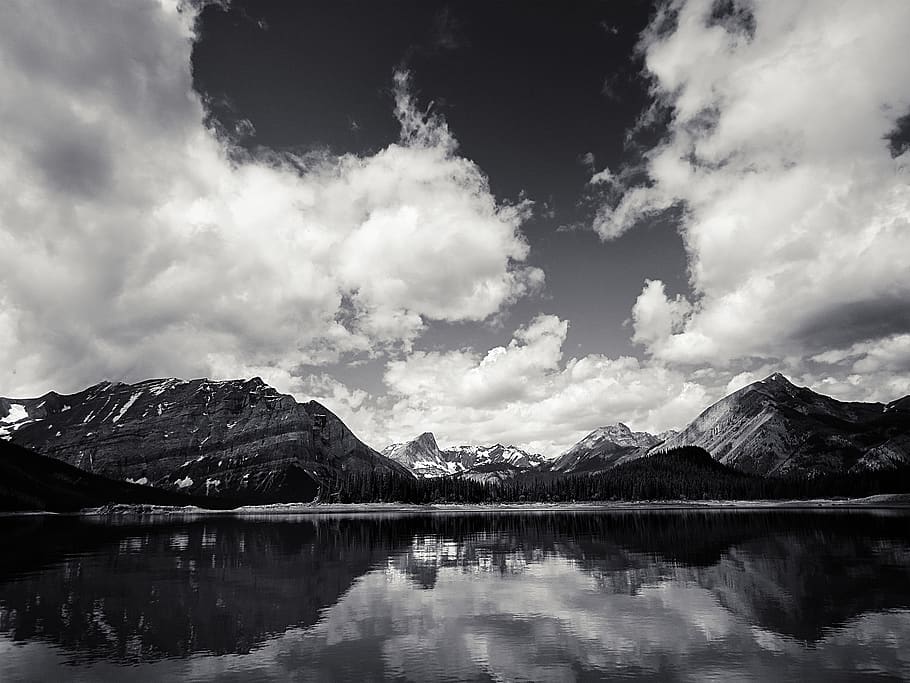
xmin=1 ymin=511 xmax=909 ymax=681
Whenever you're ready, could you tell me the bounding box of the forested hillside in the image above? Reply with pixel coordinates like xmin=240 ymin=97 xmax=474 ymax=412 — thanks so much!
xmin=326 ymin=446 xmax=910 ymax=504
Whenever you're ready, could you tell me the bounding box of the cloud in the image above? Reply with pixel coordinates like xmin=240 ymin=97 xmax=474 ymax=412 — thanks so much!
xmin=598 ymin=0 xmax=910 ymax=378
xmin=631 ymin=279 xmax=692 ymax=348
xmin=812 ymin=334 xmax=910 ymax=375
xmin=374 ymin=315 xmax=710 ymax=455
xmin=0 ymin=0 xmax=541 ymax=397
xmin=808 ymin=333 xmax=910 ymax=402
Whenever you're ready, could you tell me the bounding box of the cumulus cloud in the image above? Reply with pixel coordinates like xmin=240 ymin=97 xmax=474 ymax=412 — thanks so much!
xmin=599 ymin=0 xmax=910 ymax=384
xmin=0 ymin=0 xmax=541 ymax=396
xmin=808 ymin=333 xmax=910 ymax=402
xmin=6 ymin=0 xmax=910 ymax=452
xmin=631 ymin=279 xmax=692 ymax=348
xmin=372 ymin=315 xmax=711 ymax=455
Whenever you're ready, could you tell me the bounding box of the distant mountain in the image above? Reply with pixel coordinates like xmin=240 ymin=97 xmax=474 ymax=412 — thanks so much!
xmin=1 ymin=377 xmax=410 ymax=500
xmin=551 ymin=424 xmax=675 ymax=474
xmin=445 ymin=443 xmax=548 ymax=470
xmin=382 ymin=433 xmax=546 ymax=479
xmin=658 ymin=373 xmax=910 ymax=476
xmin=0 ymin=440 xmax=230 ymax=512
xmin=446 ymin=444 xmax=549 ymax=485
xmin=381 ymin=433 xmax=460 ymax=478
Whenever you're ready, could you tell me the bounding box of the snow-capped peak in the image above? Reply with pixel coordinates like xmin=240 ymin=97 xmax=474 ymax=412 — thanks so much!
xmin=382 ymin=434 xmax=547 ymax=476
xmin=576 ymin=423 xmax=655 ymax=450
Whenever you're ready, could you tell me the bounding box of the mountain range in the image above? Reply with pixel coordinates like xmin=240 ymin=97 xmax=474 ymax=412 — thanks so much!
xmin=549 ymin=373 xmax=910 ymax=477
xmin=2 ymin=372 xmax=910 ymax=509
xmin=381 ymin=432 xmax=547 ymax=482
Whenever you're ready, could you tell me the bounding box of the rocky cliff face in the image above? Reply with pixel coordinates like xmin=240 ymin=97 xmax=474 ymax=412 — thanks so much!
xmin=1 ymin=377 xmax=410 ymax=499
xmin=381 ymin=433 xmax=461 ymax=478
xmin=382 ymin=433 xmax=546 ymax=479
xmin=657 ymin=373 xmax=910 ymax=475
xmin=551 ymin=424 xmax=671 ymax=474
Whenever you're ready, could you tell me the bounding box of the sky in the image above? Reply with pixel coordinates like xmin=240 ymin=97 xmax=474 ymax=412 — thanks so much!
xmin=1 ymin=0 xmax=909 ymax=456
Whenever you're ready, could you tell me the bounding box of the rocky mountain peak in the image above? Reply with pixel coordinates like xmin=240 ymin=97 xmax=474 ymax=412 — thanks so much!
xmin=551 ymin=423 xmax=664 ymax=473
xmin=383 ymin=434 xmax=546 ymax=478
xmin=594 ymin=423 xmax=630 ymax=435
xmin=658 ymin=374 xmax=909 ymax=475
xmin=415 ymin=432 xmax=439 ymax=449
xmin=762 ymin=372 xmax=798 ymax=389
xmin=582 ymin=423 xmax=655 ymax=449
xmin=381 ymin=432 xmax=455 ymax=478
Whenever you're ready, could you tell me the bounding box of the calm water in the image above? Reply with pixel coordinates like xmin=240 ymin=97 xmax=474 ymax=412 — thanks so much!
xmin=1 ymin=511 xmax=909 ymax=682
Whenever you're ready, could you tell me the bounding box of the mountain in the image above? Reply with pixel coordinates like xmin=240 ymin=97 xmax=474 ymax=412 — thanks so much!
xmin=445 ymin=444 xmax=549 ymax=484
xmin=0 ymin=439 xmax=230 ymax=512
xmin=1 ymin=377 xmax=410 ymax=500
xmin=382 ymin=433 xmax=546 ymax=479
xmin=551 ymin=424 xmax=674 ymax=474
xmin=658 ymin=373 xmax=910 ymax=476
xmin=445 ymin=443 xmax=548 ymax=470
xmin=381 ymin=433 xmax=460 ymax=478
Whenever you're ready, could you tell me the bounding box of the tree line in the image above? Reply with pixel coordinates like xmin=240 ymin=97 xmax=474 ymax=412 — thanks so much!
xmin=323 ymin=447 xmax=910 ymax=503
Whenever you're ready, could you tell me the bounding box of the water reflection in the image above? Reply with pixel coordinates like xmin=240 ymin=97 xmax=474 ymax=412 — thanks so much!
xmin=1 ymin=511 xmax=909 ymax=681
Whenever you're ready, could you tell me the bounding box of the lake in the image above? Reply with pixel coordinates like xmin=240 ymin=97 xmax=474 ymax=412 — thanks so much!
xmin=1 ymin=510 xmax=909 ymax=681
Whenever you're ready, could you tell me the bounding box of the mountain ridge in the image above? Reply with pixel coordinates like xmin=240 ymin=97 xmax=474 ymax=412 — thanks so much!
xmin=551 ymin=423 xmax=675 ymax=474
xmin=4 ymin=372 xmax=909 ymax=498
xmin=657 ymin=373 xmax=910 ymax=475
xmin=382 ymin=432 xmax=547 ymax=479
xmin=1 ymin=376 xmax=411 ymax=499
xmin=542 ymin=373 xmax=910 ymax=477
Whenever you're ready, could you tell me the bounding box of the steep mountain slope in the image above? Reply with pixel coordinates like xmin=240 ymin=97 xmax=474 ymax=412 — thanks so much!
xmin=1 ymin=377 xmax=410 ymax=499
xmin=551 ymin=424 xmax=673 ymax=474
xmin=658 ymin=373 xmax=910 ymax=476
xmin=0 ymin=440 xmax=231 ymax=512
xmin=382 ymin=433 xmax=546 ymax=479
xmin=381 ymin=433 xmax=459 ymax=478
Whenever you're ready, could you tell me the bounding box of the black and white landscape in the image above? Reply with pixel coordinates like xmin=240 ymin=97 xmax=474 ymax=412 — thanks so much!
xmin=2 ymin=371 xmax=910 ymax=507
xmin=2 ymin=0 xmax=910 ymax=680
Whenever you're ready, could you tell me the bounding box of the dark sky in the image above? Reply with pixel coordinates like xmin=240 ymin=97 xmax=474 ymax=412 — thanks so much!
xmin=191 ymin=0 xmax=688 ymax=368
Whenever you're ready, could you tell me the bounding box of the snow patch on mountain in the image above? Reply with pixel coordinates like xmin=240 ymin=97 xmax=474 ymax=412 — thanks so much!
xmin=0 ymin=403 xmax=36 ymax=440
xmin=381 ymin=433 xmax=460 ymax=478
xmin=2 ymin=404 xmax=29 ymax=424
xmin=444 ymin=443 xmax=547 ymax=470
xmin=112 ymin=391 xmax=143 ymax=424
xmin=383 ymin=433 xmax=546 ymax=478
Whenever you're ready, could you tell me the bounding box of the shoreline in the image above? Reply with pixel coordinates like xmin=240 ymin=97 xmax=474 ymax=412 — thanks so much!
xmin=3 ymin=493 xmax=910 ymax=517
